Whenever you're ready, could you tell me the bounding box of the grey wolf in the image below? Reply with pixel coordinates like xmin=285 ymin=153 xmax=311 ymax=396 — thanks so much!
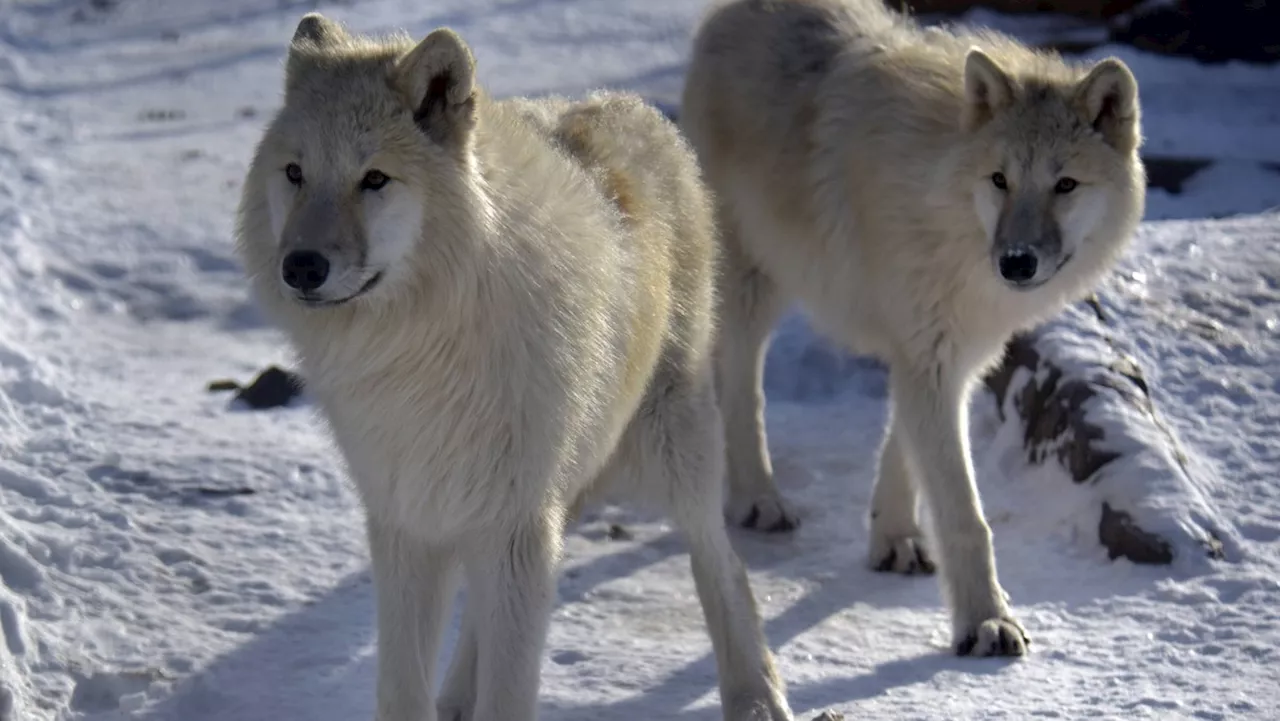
xmin=681 ymin=0 xmax=1144 ymax=656
xmin=235 ymin=14 xmax=793 ymax=720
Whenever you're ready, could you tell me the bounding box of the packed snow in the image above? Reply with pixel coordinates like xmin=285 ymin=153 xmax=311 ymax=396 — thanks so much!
xmin=0 ymin=1 xmax=1277 ymax=719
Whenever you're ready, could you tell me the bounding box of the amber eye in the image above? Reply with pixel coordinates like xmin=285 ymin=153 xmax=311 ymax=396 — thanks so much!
xmin=361 ymin=169 xmax=390 ymax=191
xmin=991 ymin=172 xmax=1008 ymax=191
xmin=285 ymin=162 xmax=303 ymax=185
xmin=1054 ymin=177 xmax=1078 ymax=194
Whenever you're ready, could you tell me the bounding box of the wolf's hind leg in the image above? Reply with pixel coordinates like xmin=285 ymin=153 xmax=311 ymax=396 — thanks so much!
xmin=867 ymin=426 xmax=936 ymax=575
xmin=435 ymin=602 xmax=477 ymax=721
xmin=714 ymin=218 xmax=797 ymax=534
xmin=642 ymin=373 xmax=793 ymax=720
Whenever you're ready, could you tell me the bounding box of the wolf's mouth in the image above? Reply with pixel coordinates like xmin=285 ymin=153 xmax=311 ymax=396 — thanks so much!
xmin=298 ymin=272 xmax=384 ymax=307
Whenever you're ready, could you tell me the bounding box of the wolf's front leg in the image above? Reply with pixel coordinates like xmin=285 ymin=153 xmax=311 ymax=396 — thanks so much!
xmin=887 ymin=365 xmax=1028 ymax=657
xmin=436 ymin=603 xmax=478 ymax=721
xmin=368 ymin=518 xmax=460 ymax=721
xmin=466 ymin=513 xmax=563 ymax=721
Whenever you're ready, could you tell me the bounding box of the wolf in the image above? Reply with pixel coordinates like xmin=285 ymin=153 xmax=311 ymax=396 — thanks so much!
xmin=681 ymin=0 xmax=1145 ymax=656
xmin=235 ymin=14 xmax=793 ymax=721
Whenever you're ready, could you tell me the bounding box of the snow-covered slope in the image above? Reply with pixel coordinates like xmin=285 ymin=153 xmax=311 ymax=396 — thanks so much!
xmin=0 ymin=1 xmax=1277 ymax=719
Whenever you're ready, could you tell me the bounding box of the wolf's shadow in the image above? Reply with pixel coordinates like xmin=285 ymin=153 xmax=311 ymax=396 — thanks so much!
xmin=125 ymin=529 xmax=1015 ymax=721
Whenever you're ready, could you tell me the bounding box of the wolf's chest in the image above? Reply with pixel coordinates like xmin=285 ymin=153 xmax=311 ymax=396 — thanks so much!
xmin=312 ymin=372 xmax=530 ymax=542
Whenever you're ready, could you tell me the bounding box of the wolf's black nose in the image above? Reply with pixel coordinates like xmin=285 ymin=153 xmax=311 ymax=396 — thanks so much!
xmin=282 ymin=250 xmax=330 ymax=291
xmin=998 ymin=249 xmax=1038 ymax=284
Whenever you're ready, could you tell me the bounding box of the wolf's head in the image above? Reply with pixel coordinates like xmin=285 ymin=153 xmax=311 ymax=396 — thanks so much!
xmin=238 ymin=14 xmax=483 ymax=309
xmin=958 ymin=48 xmax=1144 ymax=293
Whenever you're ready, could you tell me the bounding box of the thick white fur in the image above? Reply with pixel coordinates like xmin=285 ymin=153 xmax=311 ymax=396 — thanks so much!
xmin=682 ymin=0 xmax=1145 ymax=656
xmin=236 ymin=15 xmax=791 ymax=721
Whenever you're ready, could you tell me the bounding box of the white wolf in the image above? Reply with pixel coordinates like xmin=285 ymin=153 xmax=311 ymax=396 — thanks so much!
xmin=682 ymin=0 xmax=1145 ymax=656
xmin=235 ymin=14 xmax=792 ymax=721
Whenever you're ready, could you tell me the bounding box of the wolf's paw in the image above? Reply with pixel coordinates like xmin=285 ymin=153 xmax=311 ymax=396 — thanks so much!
xmin=729 ymin=493 xmax=800 ymax=533
xmin=724 ymin=692 xmax=794 ymax=721
xmin=867 ymin=533 xmax=935 ymax=575
xmin=954 ymin=616 xmax=1030 ymax=657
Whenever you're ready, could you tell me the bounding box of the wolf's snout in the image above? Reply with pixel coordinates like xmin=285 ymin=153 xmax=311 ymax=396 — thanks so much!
xmin=282 ymin=250 xmax=330 ymax=291
xmin=997 ymin=248 xmax=1038 ymax=284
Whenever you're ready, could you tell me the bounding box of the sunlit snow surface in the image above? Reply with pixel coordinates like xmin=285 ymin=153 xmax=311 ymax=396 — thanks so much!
xmin=0 ymin=1 xmax=1277 ymax=719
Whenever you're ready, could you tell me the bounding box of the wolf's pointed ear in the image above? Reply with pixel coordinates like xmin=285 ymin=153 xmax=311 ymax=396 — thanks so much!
xmin=1074 ymin=57 xmax=1140 ymax=154
xmin=285 ymin=14 xmax=347 ymax=91
xmin=962 ymin=47 xmax=1014 ymax=130
xmin=394 ymin=28 xmax=478 ymax=150
xmin=291 ymin=13 xmax=345 ymax=48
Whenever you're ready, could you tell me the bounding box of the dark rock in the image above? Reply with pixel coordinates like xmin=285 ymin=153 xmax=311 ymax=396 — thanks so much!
xmin=982 ymin=295 xmax=1203 ymax=565
xmin=1098 ymin=502 xmax=1174 ymax=564
xmin=1143 ymin=157 xmax=1213 ymax=196
xmin=985 ymin=333 xmax=1121 ymax=483
xmin=984 ymin=335 xmax=1040 ymax=423
xmin=811 ymin=713 xmax=846 ymax=721
xmin=233 ymin=366 xmax=305 ymax=410
xmin=1104 ymin=355 xmax=1150 ymax=401
xmin=206 ymin=379 xmax=241 ymax=393
xmin=1204 ymin=531 xmax=1226 ymax=561
xmin=606 ymin=523 xmax=633 ymax=541
xmin=1013 ymin=346 xmax=1121 ymax=483
xmin=1112 ymin=0 xmax=1280 ymax=65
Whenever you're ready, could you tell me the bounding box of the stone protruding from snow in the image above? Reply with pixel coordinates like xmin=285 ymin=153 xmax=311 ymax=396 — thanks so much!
xmin=208 ymin=366 xmax=306 ymax=410
xmin=983 ymin=295 xmax=1229 ymax=568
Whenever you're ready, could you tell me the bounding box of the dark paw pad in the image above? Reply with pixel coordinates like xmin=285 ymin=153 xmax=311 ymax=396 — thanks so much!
xmin=956 ymin=620 xmax=1030 ymax=657
xmin=873 ymin=544 xmax=935 ymax=575
xmin=741 ymin=504 xmax=799 ymax=533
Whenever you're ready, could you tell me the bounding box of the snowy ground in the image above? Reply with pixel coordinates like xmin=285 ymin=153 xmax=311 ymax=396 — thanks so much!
xmin=0 ymin=1 xmax=1278 ymax=720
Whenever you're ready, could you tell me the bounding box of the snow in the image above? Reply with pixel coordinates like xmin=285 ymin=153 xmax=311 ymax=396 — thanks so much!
xmin=0 ymin=1 xmax=1277 ymax=720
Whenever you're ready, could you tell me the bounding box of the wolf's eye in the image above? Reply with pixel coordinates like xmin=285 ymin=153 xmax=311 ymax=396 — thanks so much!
xmin=361 ymin=170 xmax=390 ymax=191
xmin=285 ymin=163 xmax=303 ymax=186
xmin=1054 ymin=177 xmax=1078 ymax=194
xmin=991 ymin=172 xmax=1008 ymax=191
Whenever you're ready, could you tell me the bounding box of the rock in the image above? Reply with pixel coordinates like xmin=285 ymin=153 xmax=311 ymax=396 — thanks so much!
xmin=606 ymin=523 xmax=634 ymax=541
xmin=986 ymin=335 xmax=1122 ymax=484
xmin=232 ymin=366 xmax=305 ymax=410
xmin=1142 ymin=157 xmax=1213 ymax=196
xmin=982 ymin=293 xmax=1226 ymax=566
xmin=1111 ymin=0 xmax=1280 ymax=64
xmin=1098 ymin=502 xmax=1173 ymax=564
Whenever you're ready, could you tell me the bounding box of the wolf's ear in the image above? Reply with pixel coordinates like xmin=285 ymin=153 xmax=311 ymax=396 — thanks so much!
xmin=962 ymin=47 xmax=1014 ymax=130
xmin=285 ymin=14 xmax=347 ymax=91
xmin=291 ymin=13 xmax=345 ymax=48
xmin=1074 ymin=58 xmax=1140 ymax=154
xmin=394 ymin=28 xmax=478 ymax=150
